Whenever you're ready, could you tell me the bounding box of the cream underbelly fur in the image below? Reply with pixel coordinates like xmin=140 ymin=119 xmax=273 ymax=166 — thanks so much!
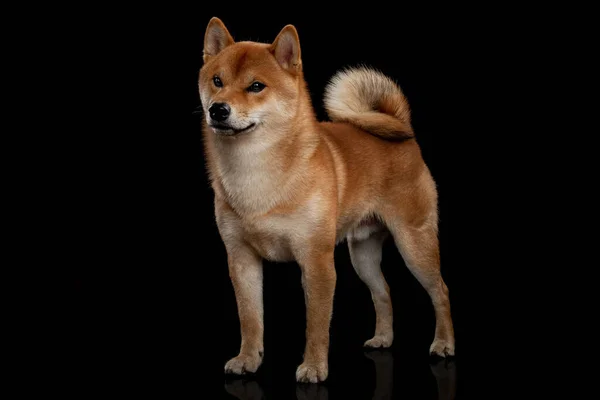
xmin=214 ymin=127 xmax=386 ymax=263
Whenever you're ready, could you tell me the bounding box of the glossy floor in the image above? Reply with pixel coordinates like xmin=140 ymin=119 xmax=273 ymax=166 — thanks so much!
xmin=223 ymin=349 xmax=458 ymax=400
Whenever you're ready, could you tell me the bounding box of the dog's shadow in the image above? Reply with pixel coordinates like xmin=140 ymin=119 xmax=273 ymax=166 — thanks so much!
xmin=224 ymin=352 xmax=457 ymax=400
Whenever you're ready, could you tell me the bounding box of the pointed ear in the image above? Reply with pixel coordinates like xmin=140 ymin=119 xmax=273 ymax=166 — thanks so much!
xmin=270 ymin=25 xmax=302 ymax=72
xmin=203 ymin=17 xmax=234 ymax=63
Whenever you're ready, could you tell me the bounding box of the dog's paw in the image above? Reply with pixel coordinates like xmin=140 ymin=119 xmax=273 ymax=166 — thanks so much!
xmin=224 ymin=354 xmax=263 ymax=375
xmin=364 ymin=335 xmax=393 ymax=349
xmin=429 ymin=339 xmax=455 ymax=358
xmin=296 ymin=362 xmax=328 ymax=383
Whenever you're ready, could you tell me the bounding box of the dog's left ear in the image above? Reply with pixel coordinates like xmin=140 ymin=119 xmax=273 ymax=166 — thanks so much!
xmin=270 ymin=25 xmax=302 ymax=73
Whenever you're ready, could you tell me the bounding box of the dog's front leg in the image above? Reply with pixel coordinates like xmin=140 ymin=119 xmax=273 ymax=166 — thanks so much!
xmin=224 ymin=245 xmax=264 ymax=376
xmin=296 ymin=251 xmax=337 ymax=383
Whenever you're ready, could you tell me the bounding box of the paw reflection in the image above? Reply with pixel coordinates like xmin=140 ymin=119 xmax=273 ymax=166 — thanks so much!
xmin=223 ymin=352 xmax=457 ymax=400
xmin=430 ymin=359 xmax=457 ymax=400
xmin=364 ymin=350 xmax=457 ymax=400
xmin=296 ymin=383 xmax=329 ymax=400
xmin=364 ymin=350 xmax=394 ymax=400
xmin=224 ymin=378 xmax=265 ymax=400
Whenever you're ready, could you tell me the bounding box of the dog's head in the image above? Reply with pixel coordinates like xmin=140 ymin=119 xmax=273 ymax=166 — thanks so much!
xmin=198 ymin=17 xmax=303 ymax=137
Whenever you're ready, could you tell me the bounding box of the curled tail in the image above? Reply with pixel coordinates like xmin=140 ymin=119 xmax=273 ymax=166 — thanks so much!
xmin=323 ymin=66 xmax=414 ymax=140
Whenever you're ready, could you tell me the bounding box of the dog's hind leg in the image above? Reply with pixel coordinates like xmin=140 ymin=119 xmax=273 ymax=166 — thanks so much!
xmin=348 ymin=229 xmax=394 ymax=348
xmin=383 ymin=207 xmax=455 ymax=357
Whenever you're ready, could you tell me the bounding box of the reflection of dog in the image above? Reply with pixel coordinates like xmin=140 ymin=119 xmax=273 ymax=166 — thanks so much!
xmin=430 ymin=359 xmax=458 ymax=400
xmin=199 ymin=17 xmax=456 ymax=383
xmin=224 ymin=379 xmax=265 ymax=400
xmin=224 ymin=352 xmax=457 ymax=400
xmin=365 ymin=351 xmax=394 ymax=400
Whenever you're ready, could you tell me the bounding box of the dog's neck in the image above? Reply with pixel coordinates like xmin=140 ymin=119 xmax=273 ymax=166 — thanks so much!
xmin=206 ymin=93 xmax=319 ymax=217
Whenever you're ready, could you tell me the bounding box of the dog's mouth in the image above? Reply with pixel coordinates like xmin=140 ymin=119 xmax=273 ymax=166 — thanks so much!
xmin=210 ymin=122 xmax=257 ymax=136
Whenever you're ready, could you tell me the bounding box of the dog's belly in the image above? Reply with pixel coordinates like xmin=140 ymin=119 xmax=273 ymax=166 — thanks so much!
xmin=343 ymin=216 xmax=385 ymax=242
xmin=243 ymin=217 xmax=298 ymax=262
xmin=241 ymin=194 xmax=326 ymax=263
xmin=249 ymin=234 xmax=295 ymax=263
xmin=245 ymin=215 xmax=386 ymax=262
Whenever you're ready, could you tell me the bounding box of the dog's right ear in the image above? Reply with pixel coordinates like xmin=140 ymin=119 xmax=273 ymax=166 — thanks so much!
xmin=203 ymin=17 xmax=234 ymax=63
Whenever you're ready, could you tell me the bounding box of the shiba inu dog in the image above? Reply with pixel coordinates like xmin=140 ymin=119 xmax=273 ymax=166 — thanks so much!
xmin=199 ymin=17 xmax=455 ymax=383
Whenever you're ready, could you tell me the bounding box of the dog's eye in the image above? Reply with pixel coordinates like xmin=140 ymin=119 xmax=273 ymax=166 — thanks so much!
xmin=248 ymin=82 xmax=266 ymax=93
xmin=213 ymin=76 xmax=223 ymax=87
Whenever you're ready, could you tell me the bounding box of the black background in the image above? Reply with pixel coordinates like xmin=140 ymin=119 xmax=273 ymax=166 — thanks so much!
xmin=69 ymin=5 xmax=533 ymax=399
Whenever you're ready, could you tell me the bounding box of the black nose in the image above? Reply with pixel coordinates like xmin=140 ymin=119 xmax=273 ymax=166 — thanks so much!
xmin=209 ymin=103 xmax=230 ymax=122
